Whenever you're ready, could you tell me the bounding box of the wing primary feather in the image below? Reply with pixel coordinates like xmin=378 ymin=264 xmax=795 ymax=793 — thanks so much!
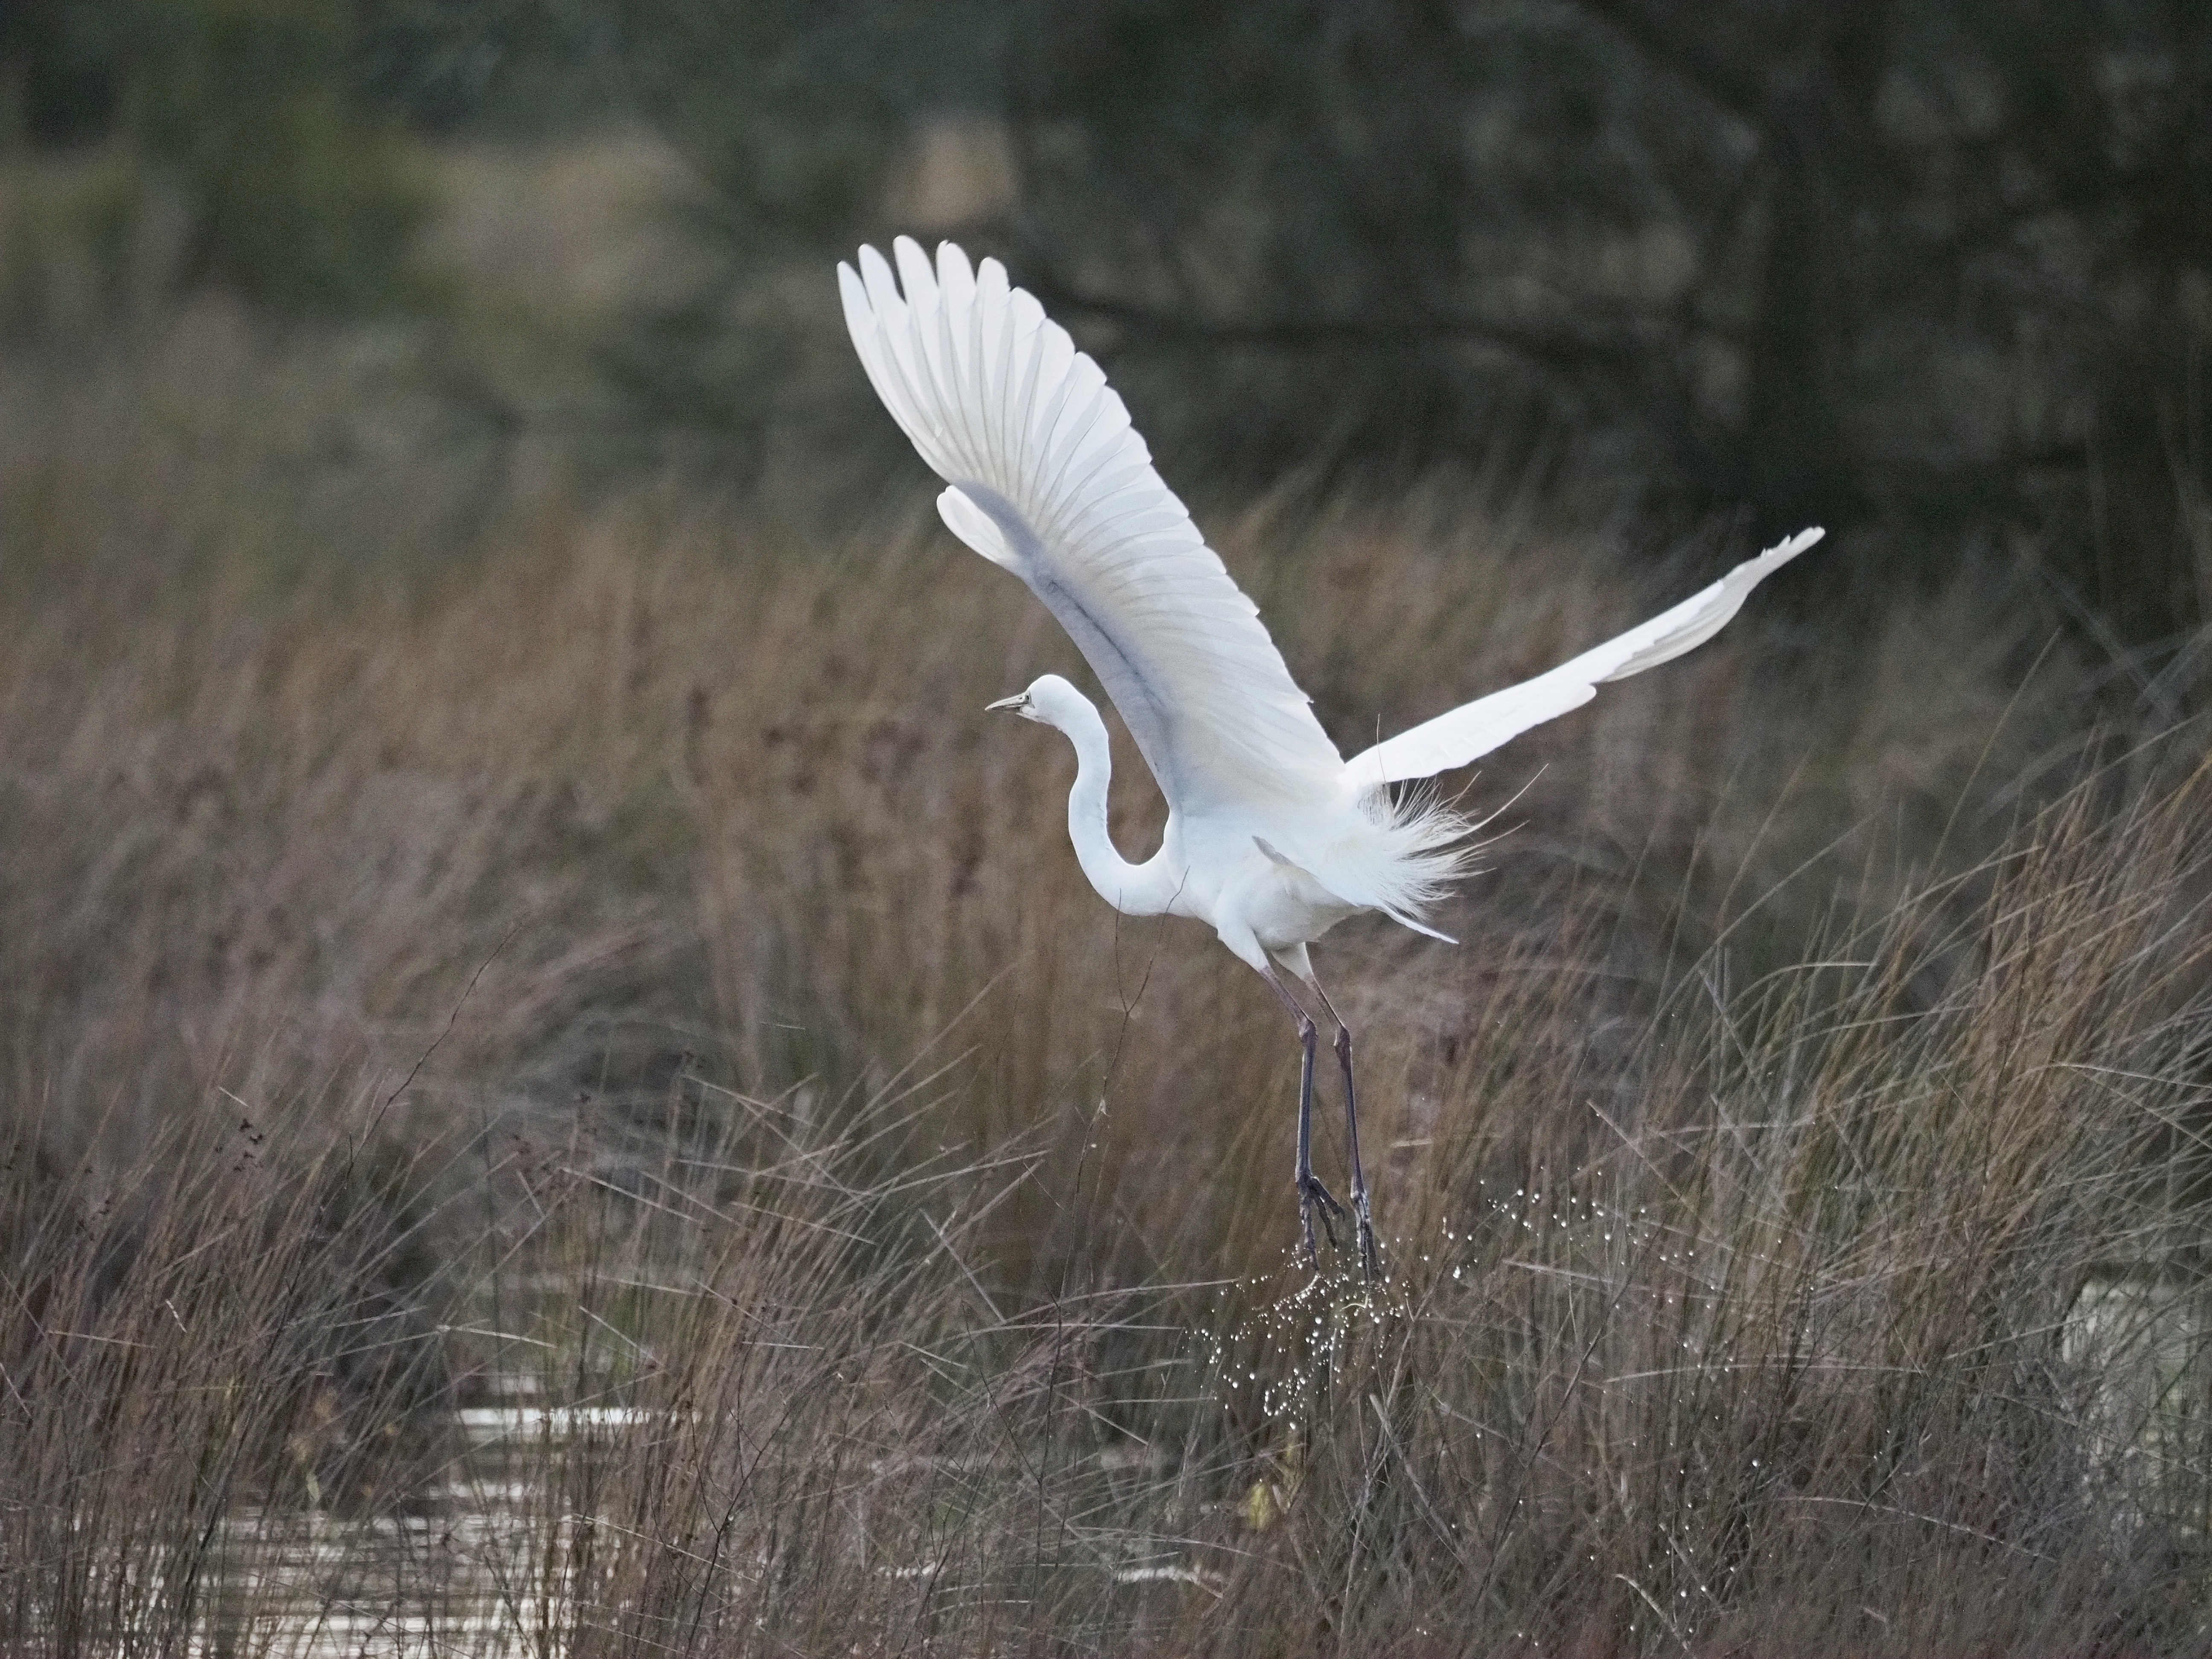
xmin=983 ymin=266 xmax=1016 ymax=493
xmin=1342 ymin=527 xmax=1824 ymax=791
xmin=937 ymin=242 xmax=990 ymax=482
xmin=893 ymin=240 xmax=959 ymax=472
xmin=1005 ymin=285 xmax=1048 ymax=473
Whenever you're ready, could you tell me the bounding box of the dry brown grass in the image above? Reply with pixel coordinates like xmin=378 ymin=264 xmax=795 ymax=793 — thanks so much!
xmin=3 ymin=314 xmax=2209 ymax=1653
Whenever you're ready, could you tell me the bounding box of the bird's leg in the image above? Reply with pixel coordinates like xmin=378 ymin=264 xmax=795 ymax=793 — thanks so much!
xmin=1294 ymin=1013 xmax=1333 ymax=1265
xmin=1262 ymin=966 xmax=1343 ymax=1265
xmin=1308 ymin=976 xmax=1381 ymax=1284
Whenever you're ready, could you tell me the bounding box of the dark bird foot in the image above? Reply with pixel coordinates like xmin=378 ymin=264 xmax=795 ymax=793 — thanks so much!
xmin=1352 ymin=1196 xmax=1383 ymax=1285
xmin=1298 ymin=1174 xmax=1348 ymax=1266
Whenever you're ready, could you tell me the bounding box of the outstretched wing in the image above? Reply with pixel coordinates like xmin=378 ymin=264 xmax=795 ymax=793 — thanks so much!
xmin=1342 ymin=528 xmax=1825 ymax=792
xmin=839 ymin=238 xmax=1346 ymax=817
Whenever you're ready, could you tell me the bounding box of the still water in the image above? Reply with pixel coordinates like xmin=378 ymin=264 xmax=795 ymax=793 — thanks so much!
xmin=198 ymin=1404 xmax=639 ymax=1658
xmin=179 ymin=1270 xmax=2205 ymax=1654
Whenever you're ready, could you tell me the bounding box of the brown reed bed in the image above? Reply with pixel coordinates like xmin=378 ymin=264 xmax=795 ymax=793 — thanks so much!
xmin=3 ymin=318 xmax=2209 ymax=1653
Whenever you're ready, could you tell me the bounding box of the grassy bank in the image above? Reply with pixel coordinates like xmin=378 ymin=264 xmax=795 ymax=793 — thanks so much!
xmin=3 ymin=306 xmax=2210 ymax=1651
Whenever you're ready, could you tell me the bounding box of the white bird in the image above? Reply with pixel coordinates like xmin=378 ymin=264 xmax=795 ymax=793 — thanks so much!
xmin=840 ymin=236 xmax=1822 ymax=1278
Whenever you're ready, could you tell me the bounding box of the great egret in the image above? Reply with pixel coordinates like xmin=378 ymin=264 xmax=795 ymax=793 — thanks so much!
xmin=840 ymin=236 xmax=1821 ymax=1278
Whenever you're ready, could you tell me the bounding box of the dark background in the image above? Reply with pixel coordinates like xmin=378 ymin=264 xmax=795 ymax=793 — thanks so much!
xmin=5 ymin=0 xmax=2209 ymax=692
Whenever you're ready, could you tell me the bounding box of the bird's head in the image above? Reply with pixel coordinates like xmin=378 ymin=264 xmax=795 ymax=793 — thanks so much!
xmin=986 ymin=673 xmax=1083 ymax=728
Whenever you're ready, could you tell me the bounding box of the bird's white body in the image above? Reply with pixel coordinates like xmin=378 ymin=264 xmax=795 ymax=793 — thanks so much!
xmin=840 ymin=235 xmax=1822 ymax=1269
xmin=1010 ymin=673 xmax=1370 ymax=967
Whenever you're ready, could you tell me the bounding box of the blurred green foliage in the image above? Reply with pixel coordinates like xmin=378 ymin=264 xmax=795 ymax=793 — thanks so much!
xmin=605 ymin=0 xmax=2212 ymax=698
xmin=2 ymin=0 xmax=432 ymax=317
xmin=993 ymin=2 xmax=2211 ymax=664
xmin=4 ymin=0 xmax=2208 ymax=698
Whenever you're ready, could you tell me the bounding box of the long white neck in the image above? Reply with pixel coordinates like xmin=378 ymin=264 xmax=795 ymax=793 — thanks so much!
xmin=1049 ymin=693 xmax=1180 ymax=917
